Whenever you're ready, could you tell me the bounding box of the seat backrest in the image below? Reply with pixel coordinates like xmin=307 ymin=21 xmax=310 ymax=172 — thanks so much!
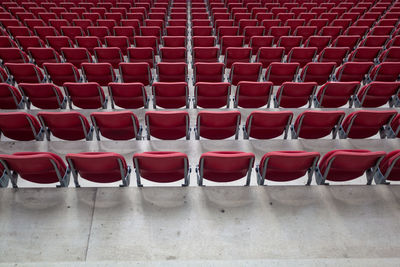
xmin=4 ymin=63 xmax=44 ymax=83
xmin=0 ymin=152 xmax=67 ymax=185
xmin=157 ymin=62 xmax=187 ymax=82
xmin=235 ymin=81 xmax=273 ymax=108
xmin=0 ymin=112 xmax=42 ymax=141
xmin=145 ymin=111 xmax=189 ymax=140
xmin=108 ymin=82 xmax=147 ymax=109
xmin=90 ymin=111 xmax=139 ymax=141
xmin=37 ymin=111 xmax=92 ymax=141
xmin=199 ymin=151 xmax=255 ymax=184
xmin=63 ymin=82 xmax=106 ymax=109
xmin=316 ymin=81 xmax=360 ymax=108
xmin=245 ymin=111 xmax=293 ymax=139
xmin=43 ymin=62 xmax=80 ymax=86
xmin=195 ymin=82 xmax=231 ymax=108
xmin=66 ymin=152 xmax=128 ymax=184
xmin=133 ymin=151 xmax=189 ymax=184
xmin=275 ymin=81 xmax=317 ymax=108
xmin=197 ymin=110 xmax=241 ymax=140
xmin=19 ymin=83 xmax=64 ymax=109
xmin=152 ymin=82 xmax=188 ymax=109
xmin=119 ymin=62 xmax=152 ymax=85
xmin=0 ymin=83 xmax=23 ymax=109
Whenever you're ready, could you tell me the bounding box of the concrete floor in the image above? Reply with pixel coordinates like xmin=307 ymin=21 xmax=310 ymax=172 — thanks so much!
xmin=1 ymin=186 xmax=400 ymax=265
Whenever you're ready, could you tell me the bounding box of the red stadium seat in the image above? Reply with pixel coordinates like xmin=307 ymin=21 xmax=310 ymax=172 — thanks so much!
xmin=291 ymin=110 xmax=345 ymax=139
xmin=287 ymin=47 xmax=317 ymax=68
xmin=46 ymin=36 xmax=73 ymax=54
xmin=369 ymin=62 xmax=400 ymax=82
xmin=133 ymin=151 xmax=190 ymax=186
xmin=18 ymin=83 xmax=66 ymax=109
xmin=196 ymin=151 xmax=255 ymax=186
xmin=225 ymin=47 xmax=252 ymax=68
xmin=0 ymin=112 xmax=43 ymax=141
xmin=244 ymin=110 xmax=293 ymax=139
xmin=314 ymin=82 xmax=361 ymax=108
xmin=249 ymin=36 xmax=274 ymax=54
xmin=335 ymin=62 xmax=374 ymax=82
xmin=0 ymin=152 xmax=69 ymax=187
xmin=160 ymin=47 xmax=187 ymax=63
xmin=0 ymin=48 xmax=29 ymax=64
xmin=81 ymin=63 xmax=116 ymax=86
xmin=339 ymin=110 xmax=397 ymax=139
xmin=299 ymin=62 xmax=336 ymax=85
xmin=43 ymin=62 xmax=81 ymax=86
xmin=316 ymin=150 xmax=386 ymax=185
xmin=317 ymin=47 xmax=349 ymax=66
xmin=63 ymin=82 xmax=107 ymax=109
xmin=220 ymin=36 xmax=244 ymax=54
xmin=75 ymin=36 xmax=102 ymax=55
xmin=355 ymin=82 xmax=400 ymax=108
xmin=37 ymin=111 xmax=93 ymax=141
xmin=145 ymin=111 xmax=190 ymax=140
xmin=256 ymin=151 xmax=320 ymax=185
xmin=108 ymin=82 xmax=148 ymax=109
xmin=229 ymin=62 xmax=262 ymax=85
xmin=194 ymin=82 xmax=231 ymax=108
xmin=16 ymin=36 xmax=45 ymax=51
xmin=157 ymin=62 xmax=187 ymax=82
xmin=256 ymin=47 xmax=285 ymax=69
xmin=90 ymin=111 xmax=141 ymax=141
xmin=119 ymin=62 xmax=152 ymax=85
xmin=0 ymin=83 xmax=24 ymax=109
xmin=94 ymin=47 xmax=123 ymax=69
xmin=5 ymin=63 xmax=45 ymax=84
xmin=195 ymin=111 xmax=241 ymax=140
xmin=66 ymin=152 xmax=130 ymax=187
xmin=61 ymin=47 xmax=92 ymax=68
xmin=265 ymin=62 xmax=300 ymax=86
xmin=104 ymin=36 xmax=130 ymax=56
xmin=28 ymin=47 xmax=61 ymax=68
xmin=375 ymin=150 xmax=400 ymax=184
xmin=274 ymin=82 xmax=317 ymax=108
xmin=192 ymin=36 xmax=216 ymax=47
xmin=193 ymin=62 xmax=225 ymax=83
xmin=152 ymin=82 xmax=189 ymax=109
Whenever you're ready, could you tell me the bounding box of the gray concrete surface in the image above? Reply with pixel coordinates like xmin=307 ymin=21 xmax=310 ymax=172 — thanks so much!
xmin=1 ymin=186 xmax=400 ymax=264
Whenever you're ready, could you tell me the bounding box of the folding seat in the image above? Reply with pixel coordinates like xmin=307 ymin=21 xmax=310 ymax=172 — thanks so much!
xmin=375 ymin=150 xmax=400 ymax=184
xmin=111 ymin=27 xmax=134 ymax=44
xmin=89 ymin=7 xmax=106 ymax=18
xmin=48 ymin=19 xmax=69 ymax=33
xmin=18 ymin=82 xmax=65 ymax=109
xmin=193 ymin=82 xmax=231 ymax=108
xmin=170 ymin=13 xmax=187 ymax=20
xmin=243 ymin=110 xmax=293 ymax=140
xmin=268 ymin=26 xmax=291 ymax=44
xmin=319 ymin=26 xmax=342 ymax=39
xmin=0 ymin=83 xmax=24 ymax=109
xmin=191 ymin=47 xmax=219 ymax=65
xmin=0 ymin=36 xmax=17 ymax=48
xmin=230 ymin=62 xmax=262 ymax=86
xmin=238 ymin=19 xmax=258 ymax=35
xmin=243 ymin=26 xmax=265 ymax=44
xmin=234 ymin=13 xmax=252 ymax=26
xmin=379 ymin=47 xmax=400 ymax=63
xmin=354 ymin=82 xmax=400 ymax=108
xmin=140 ymin=26 xmax=162 ymax=43
xmin=97 ymin=19 xmax=117 ymax=32
xmin=233 ymin=81 xmax=273 ymax=109
xmin=1 ymin=20 xmax=22 ymax=29
xmin=72 ymin=19 xmax=93 ymax=31
xmin=344 ymin=26 xmax=369 ymax=38
xmin=165 ymin=26 xmax=186 ymax=37
xmin=317 ymin=47 xmax=349 ymax=66
xmin=220 ymin=36 xmax=244 ymax=55
xmin=0 ymin=48 xmax=29 ymax=65
xmin=265 ymin=62 xmax=300 ymax=86
xmin=196 ymin=151 xmax=255 ymax=186
xmin=24 ymin=19 xmax=46 ymax=31
xmin=291 ymin=110 xmax=345 ymax=139
xmin=61 ymin=12 xmax=79 ymax=24
xmin=354 ymin=19 xmax=375 ymax=28
xmin=148 ymin=13 xmax=165 ymax=22
xmin=308 ymin=19 xmax=328 ymax=32
xmin=385 ymin=36 xmax=400 ymax=48
xmin=75 ymin=36 xmax=101 ymax=55
xmin=43 ymin=62 xmax=81 ymax=86
xmin=133 ymin=151 xmax=190 ymax=187
xmin=369 ymin=63 xmax=400 ymax=82
xmin=145 ymin=111 xmax=190 ymax=140
xmin=255 ymin=47 xmax=284 ymax=69
xmin=162 ymin=36 xmax=186 ymax=48
xmin=125 ymin=47 xmax=154 ymax=69
xmin=89 ymin=111 xmax=141 ymax=142
xmin=215 ymin=19 xmax=233 ymax=29
xmin=193 ymin=62 xmax=225 ymax=84
xmin=274 ymin=82 xmax=317 ymax=108
xmin=45 ymin=36 xmax=73 ymax=54
xmin=0 ymin=152 xmax=69 ymax=188
xmin=61 ymin=47 xmax=92 ymax=68
xmin=107 ymin=82 xmax=147 ymax=109
xmin=82 ymin=12 xmax=101 ymax=25
xmin=192 ymin=36 xmax=216 ymax=48
xmin=151 ymin=82 xmax=189 ymax=109
xmin=369 ymin=26 xmax=394 ymax=36
xmin=61 ymin=26 xmax=85 ymax=41
xmin=49 ymin=7 xmax=67 ymax=17
xmin=126 ymin=14 xmax=144 ymax=26
xmin=168 ymin=19 xmax=188 ymax=27
xmin=256 ymin=151 xmax=320 ymax=185
xmin=88 ymin=26 xmax=110 ymax=43
xmin=145 ymin=19 xmax=164 ymax=30
xmin=276 ymin=12 xmax=295 ymax=24
xmin=134 ymin=36 xmax=158 ymax=55
xmin=339 ymin=110 xmax=397 ymax=139
xmin=217 ymin=26 xmax=240 ymax=40
xmin=0 ymin=112 xmax=43 ymax=141
xmin=260 ymin=19 xmax=280 ymax=31
xmin=277 ymin=36 xmax=303 ymax=54
xmin=37 ymin=12 xmax=58 ymax=24
xmin=378 ymin=19 xmax=398 ymax=27
xmin=298 ymin=13 xmax=317 ymax=23
xmin=104 ymin=13 xmax=122 ymax=24
xmin=224 ymin=47 xmax=252 ymax=68
xmin=63 ymin=82 xmax=107 ymax=109
xmin=94 ymin=47 xmax=123 ymax=69
xmin=271 ymin=7 xmax=288 ymax=17
xmin=33 ymin=26 xmax=59 ymax=41
xmin=104 ymin=36 xmax=129 ymax=56
xmin=4 ymin=63 xmax=45 ymax=84
xmin=332 ymin=35 xmax=360 ymax=49
xmin=195 ymin=111 xmax=241 ymax=140
xmin=335 ymin=62 xmax=374 ymax=82
xmin=192 ymin=26 xmax=213 ymax=37
xmin=285 ymin=19 xmax=305 ymax=33
xmin=159 ymin=47 xmax=187 ymax=63
xmin=157 ymin=62 xmax=187 ymax=83
xmin=299 ymin=62 xmax=336 ymax=85
xmin=331 ymin=19 xmax=352 ymax=29
xmin=70 ymin=7 xmax=86 ymax=17
xmin=315 ymin=149 xmax=386 ymax=185
xmin=287 ymin=47 xmax=317 ymax=68
xmin=249 ymin=36 xmax=273 ymax=55
xmin=81 ymin=62 xmax=116 ymax=86
xmin=28 ymin=47 xmax=61 ymax=68
xmin=65 ymin=152 xmax=130 ymax=187
xmin=348 ymin=47 xmax=382 ymax=62
xmin=314 ymin=81 xmax=361 ymax=108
